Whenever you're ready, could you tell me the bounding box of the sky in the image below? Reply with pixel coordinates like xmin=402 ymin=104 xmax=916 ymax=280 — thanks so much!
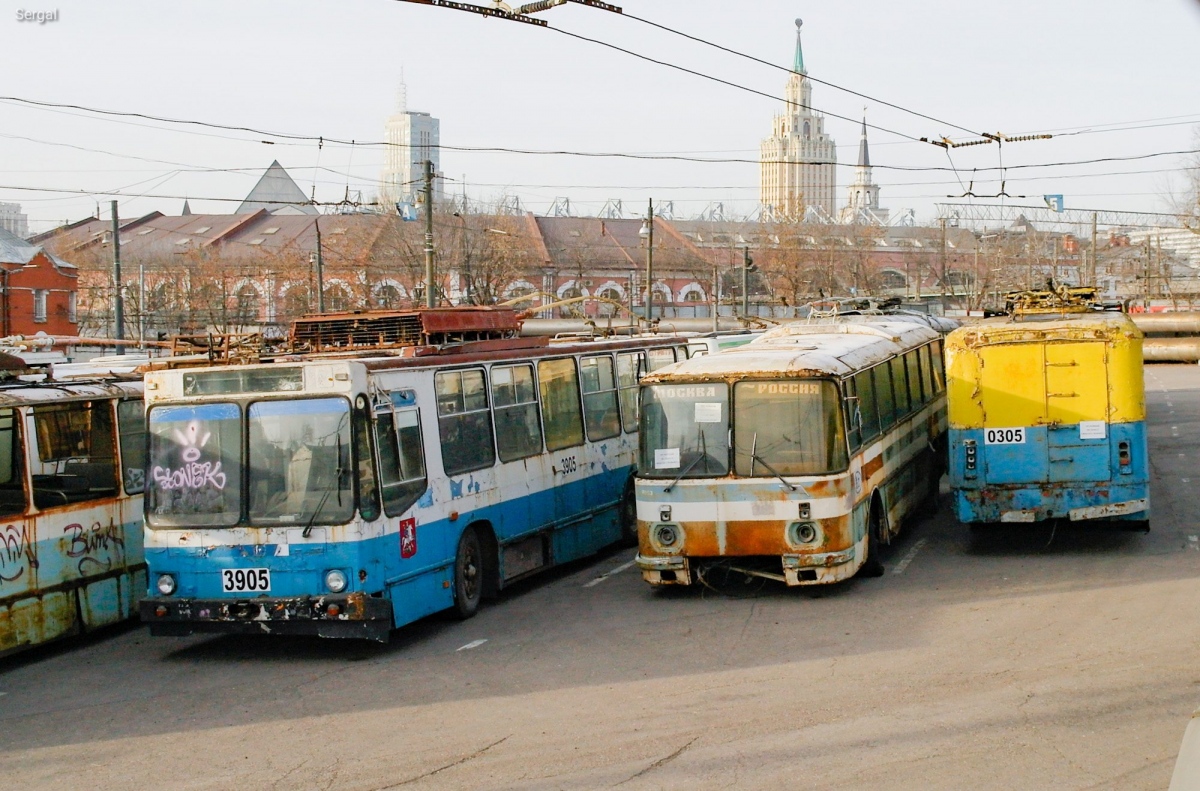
xmin=2 ymin=0 xmax=1199 ymax=233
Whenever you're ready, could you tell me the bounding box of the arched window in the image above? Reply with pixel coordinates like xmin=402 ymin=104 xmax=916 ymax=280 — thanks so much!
xmin=879 ymin=270 xmax=907 ymax=290
xmin=282 ymin=284 xmax=310 ymax=319
xmin=375 ymin=284 xmax=402 ymax=309
xmin=234 ymin=284 xmax=260 ymax=324
xmin=325 ymin=283 xmax=351 ymax=312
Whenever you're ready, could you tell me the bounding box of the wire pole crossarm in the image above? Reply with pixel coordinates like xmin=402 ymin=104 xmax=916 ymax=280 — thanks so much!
xmin=392 ymin=0 xmax=547 ymax=25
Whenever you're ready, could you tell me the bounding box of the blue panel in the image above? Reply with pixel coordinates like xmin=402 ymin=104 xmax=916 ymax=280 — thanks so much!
xmin=949 ymin=421 xmax=1148 ymax=523
xmin=146 ymin=463 xmax=635 ymax=631
xmin=981 ymin=427 xmax=1048 ymax=484
xmin=1047 ymin=425 xmax=1111 ymax=483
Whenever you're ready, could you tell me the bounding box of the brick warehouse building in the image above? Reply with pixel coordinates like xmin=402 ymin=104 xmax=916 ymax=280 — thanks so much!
xmin=0 ymin=226 xmax=78 ymax=338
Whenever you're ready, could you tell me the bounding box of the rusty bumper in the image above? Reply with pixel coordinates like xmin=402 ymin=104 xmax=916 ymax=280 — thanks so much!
xmin=140 ymin=592 xmax=394 ymax=641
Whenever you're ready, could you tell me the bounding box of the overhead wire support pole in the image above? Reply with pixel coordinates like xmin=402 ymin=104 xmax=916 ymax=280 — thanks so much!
xmin=110 ymin=200 xmax=124 ymax=356
xmin=424 ymin=159 xmax=436 ymax=308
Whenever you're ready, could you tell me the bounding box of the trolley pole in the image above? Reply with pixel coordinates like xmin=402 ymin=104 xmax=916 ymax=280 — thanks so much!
xmin=110 ymin=201 xmax=125 ymax=356
xmin=423 ymin=159 xmax=436 ymax=308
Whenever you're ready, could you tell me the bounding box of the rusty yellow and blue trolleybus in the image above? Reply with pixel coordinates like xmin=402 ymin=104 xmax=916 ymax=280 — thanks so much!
xmin=945 ymin=295 xmax=1149 ymax=527
xmin=635 ymin=318 xmax=947 ymax=587
xmin=0 ymin=375 xmax=146 ymax=656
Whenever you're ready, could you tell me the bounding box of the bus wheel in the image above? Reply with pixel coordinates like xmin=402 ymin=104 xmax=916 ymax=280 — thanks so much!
xmin=858 ymin=504 xmax=886 ymax=578
xmin=453 ymin=527 xmax=484 ymax=619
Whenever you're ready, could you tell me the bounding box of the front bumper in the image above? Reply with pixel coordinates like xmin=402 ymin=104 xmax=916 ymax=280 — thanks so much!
xmin=140 ymin=592 xmax=394 ymax=641
xmin=637 ymin=547 xmax=859 ymax=587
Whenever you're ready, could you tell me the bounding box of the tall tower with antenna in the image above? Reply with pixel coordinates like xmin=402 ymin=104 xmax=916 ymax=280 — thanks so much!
xmin=759 ymin=18 xmax=838 ymax=221
xmin=379 ymin=73 xmax=444 ymax=209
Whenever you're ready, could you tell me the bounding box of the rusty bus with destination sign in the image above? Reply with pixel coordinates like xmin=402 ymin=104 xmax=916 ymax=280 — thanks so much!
xmin=635 ymin=318 xmax=947 ymax=587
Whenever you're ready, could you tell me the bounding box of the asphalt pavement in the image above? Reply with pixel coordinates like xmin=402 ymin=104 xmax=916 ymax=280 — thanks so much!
xmin=3 ymin=364 xmax=1200 ymax=790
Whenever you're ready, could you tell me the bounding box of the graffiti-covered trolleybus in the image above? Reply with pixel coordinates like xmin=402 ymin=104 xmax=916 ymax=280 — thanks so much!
xmin=635 ymin=318 xmax=947 ymax=587
xmin=0 ymin=375 xmax=146 ymax=656
xmin=139 ymin=308 xmax=689 ymax=641
xmin=945 ymin=296 xmax=1149 ymax=527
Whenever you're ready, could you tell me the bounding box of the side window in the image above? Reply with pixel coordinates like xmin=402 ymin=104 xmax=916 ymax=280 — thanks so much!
xmin=854 ymin=369 xmax=881 ymax=442
xmin=538 ymin=358 xmax=585 ymax=452
xmin=0 ymin=408 xmax=26 ymax=516
xmin=890 ymin=357 xmax=910 ymax=417
xmin=580 ymin=354 xmax=621 ymax=441
xmin=28 ymin=401 xmax=118 ymax=508
xmin=117 ymin=399 xmax=146 ymax=494
xmin=617 ymin=352 xmax=641 ymax=434
xmin=375 ymin=407 xmax=428 ymax=518
xmin=918 ymin=345 xmax=935 ymax=404
xmin=688 ymin=344 xmax=708 ymax=358
xmin=873 ymin=364 xmax=896 ymax=431
xmin=905 ymin=351 xmax=923 ymax=409
xmin=353 ymin=397 xmax=380 ymax=522
xmin=647 ymin=348 xmax=676 ymax=371
xmin=843 ymin=378 xmax=862 ymax=453
xmin=492 ymin=363 xmax=543 ymax=462
xmin=434 ymin=369 xmax=495 ymax=476
xmin=930 ymin=339 xmax=946 ymax=393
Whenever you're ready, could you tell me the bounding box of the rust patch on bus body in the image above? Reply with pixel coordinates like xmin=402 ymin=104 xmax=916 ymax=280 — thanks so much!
xmin=639 ymin=515 xmax=852 ymax=558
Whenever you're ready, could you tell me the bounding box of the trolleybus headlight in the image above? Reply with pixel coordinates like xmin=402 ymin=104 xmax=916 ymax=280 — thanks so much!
xmin=156 ymin=574 xmax=177 ymax=596
xmin=653 ymin=524 xmax=679 ymax=548
xmin=324 ymin=569 xmax=348 ymax=593
xmin=788 ymin=521 xmax=820 ymax=545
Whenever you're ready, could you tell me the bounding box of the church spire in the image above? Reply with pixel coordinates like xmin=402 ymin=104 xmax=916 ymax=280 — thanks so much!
xmin=857 ymin=115 xmax=870 ymax=168
xmin=793 ymin=18 xmax=805 ymax=74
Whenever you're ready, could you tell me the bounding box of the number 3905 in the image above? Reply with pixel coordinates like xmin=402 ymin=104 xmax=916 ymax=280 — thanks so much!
xmin=221 ymin=568 xmax=270 ymax=592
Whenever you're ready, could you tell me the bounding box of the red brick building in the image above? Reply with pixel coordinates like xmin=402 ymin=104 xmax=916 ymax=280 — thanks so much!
xmin=0 ymin=227 xmax=79 ymax=337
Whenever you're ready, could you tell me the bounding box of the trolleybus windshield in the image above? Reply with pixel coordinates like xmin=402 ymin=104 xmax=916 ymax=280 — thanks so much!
xmin=147 ymin=402 xmax=242 ymax=528
xmin=733 ymin=380 xmax=848 ymax=476
xmin=639 ymin=384 xmax=730 ymax=478
xmin=247 ymin=398 xmax=353 ymax=526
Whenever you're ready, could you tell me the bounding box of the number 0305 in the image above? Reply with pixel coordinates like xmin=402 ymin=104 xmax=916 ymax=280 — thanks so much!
xmin=984 ymin=427 xmax=1026 ymax=445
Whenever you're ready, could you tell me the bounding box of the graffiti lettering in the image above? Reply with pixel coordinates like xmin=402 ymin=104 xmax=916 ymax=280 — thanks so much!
xmin=152 ymin=461 xmax=226 ymax=491
xmin=0 ymin=523 xmax=36 ymax=584
xmin=64 ymin=521 xmax=125 ymax=575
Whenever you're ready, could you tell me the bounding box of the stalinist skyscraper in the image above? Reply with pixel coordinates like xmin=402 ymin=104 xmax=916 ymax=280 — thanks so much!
xmin=759 ymin=19 xmax=838 ymax=221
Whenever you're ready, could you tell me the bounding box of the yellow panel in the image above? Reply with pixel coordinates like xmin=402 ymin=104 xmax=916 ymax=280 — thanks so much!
xmin=979 ymin=344 xmax=1046 ymax=427
xmin=1108 ymin=333 xmax=1146 ymax=422
xmin=1045 ymin=343 xmax=1108 ymax=423
xmin=945 ymin=342 xmax=983 ymax=429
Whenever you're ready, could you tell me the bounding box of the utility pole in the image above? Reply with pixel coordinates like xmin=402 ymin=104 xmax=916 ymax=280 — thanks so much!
xmin=939 ymin=217 xmax=947 ymax=302
xmin=711 ymin=260 xmax=719 ymax=332
xmin=138 ymin=260 xmax=145 ymax=351
xmin=742 ymin=246 xmax=751 ymax=318
xmin=1089 ymin=212 xmax=1098 ymax=287
xmin=314 ymin=216 xmax=326 ymax=313
xmin=111 ymin=201 xmax=125 ymax=356
xmin=641 ymin=198 xmax=654 ymax=324
xmin=423 ymin=159 xmax=436 ymax=308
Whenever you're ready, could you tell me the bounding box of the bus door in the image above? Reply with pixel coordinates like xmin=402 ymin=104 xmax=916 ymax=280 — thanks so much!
xmin=1044 ymin=343 xmax=1111 ymax=483
xmin=978 ymin=345 xmax=1049 ymax=484
xmin=373 ymin=390 xmax=431 ymax=568
xmin=536 ymin=357 xmax=588 ymax=531
xmin=25 ymin=400 xmax=130 ymax=630
xmin=0 ymin=408 xmax=36 ymax=647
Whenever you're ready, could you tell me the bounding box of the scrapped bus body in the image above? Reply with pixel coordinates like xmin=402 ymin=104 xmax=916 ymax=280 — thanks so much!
xmin=0 ymin=378 xmax=146 ymax=656
xmin=139 ymin=308 xmax=690 ymax=641
xmin=635 ymin=319 xmax=947 ymax=587
xmin=945 ymin=303 xmax=1149 ymax=527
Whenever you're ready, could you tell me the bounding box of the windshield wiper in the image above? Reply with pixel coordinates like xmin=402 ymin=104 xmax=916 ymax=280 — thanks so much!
xmin=748 ymin=432 xmax=797 ymax=492
xmin=664 ymin=431 xmax=713 ymax=493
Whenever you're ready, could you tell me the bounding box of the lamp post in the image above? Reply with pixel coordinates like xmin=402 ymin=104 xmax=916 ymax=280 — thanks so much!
xmin=639 ymin=199 xmax=654 ymax=324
